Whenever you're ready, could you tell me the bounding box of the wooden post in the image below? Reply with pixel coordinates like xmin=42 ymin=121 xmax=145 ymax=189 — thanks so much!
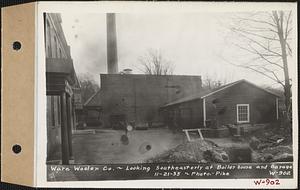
xmin=183 ymin=130 xmax=191 ymax=141
xmin=183 ymin=128 xmax=204 ymax=141
xmin=60 ymin=92 xmax=69 ymax=164
xmin=276 ymin=98 xmax=279 ymax=120
xmin=197 ymin=129 xmax=204 ymax=140
xmin=236 ymin=125 xmax=241 ymax=136
xmin=72 ymin=104 xmax=76 ymax=131
xmin=203 ymin=98 xmax=206 ymax=127
xmin=67 ymin=95 xmax=73 ymax=159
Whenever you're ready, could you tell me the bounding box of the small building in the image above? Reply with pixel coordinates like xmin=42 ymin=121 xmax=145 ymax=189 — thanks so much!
xmin=45 ymin=13 xmax=80 ymax=164
xmin=84 ymin=74 xmax=203 ymax=128
xmin=73 ymin=87 xmax=84 ymax=129
xmin=161 ymin=80 xmax=280 ymax=130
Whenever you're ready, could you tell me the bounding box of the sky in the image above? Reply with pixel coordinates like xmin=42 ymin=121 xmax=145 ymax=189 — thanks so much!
xmin=60 ymin=12 xmax=289 ymax=88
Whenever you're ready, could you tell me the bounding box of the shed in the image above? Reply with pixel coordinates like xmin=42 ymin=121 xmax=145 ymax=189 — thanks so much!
xmin=161 ymin=80 xmax=280 ymax=129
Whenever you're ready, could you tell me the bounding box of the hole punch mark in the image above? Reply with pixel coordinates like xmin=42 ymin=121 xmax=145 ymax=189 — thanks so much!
xmin=12 ymin=144 xmax=22 ymax=154
xmin=13 ymin=41 xmax=22 ymax=51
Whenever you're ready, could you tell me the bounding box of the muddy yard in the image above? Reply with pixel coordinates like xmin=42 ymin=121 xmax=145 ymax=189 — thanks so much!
xmin=147 ymin=125 xmax=293 ymax=163
xmin=72 ymin=124 xmax=293 ymax=164
xmin=72 ymin=128 xmax=185 ymax=164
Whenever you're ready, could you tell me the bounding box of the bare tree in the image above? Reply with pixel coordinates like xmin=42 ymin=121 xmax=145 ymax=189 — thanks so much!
xmin=78 ymin=74 xmax=100 ymax=104
xmin=224 ymin=11 xmax=293 ymax=122
xmin=202 ymin=73 xmax=232 ymax=90
xmin=138 ymin=49 xmax=174 ymax=75
xmin=203 ymin=78 xmax=222 ymax=90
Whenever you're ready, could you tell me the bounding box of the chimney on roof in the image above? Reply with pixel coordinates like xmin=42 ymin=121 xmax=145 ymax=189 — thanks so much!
xmin=106 ymin=13 xmax=118 ymax=74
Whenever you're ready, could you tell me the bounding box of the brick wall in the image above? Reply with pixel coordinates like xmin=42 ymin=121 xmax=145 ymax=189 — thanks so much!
xmin=91 ymin=74 xmax=202 ymax=127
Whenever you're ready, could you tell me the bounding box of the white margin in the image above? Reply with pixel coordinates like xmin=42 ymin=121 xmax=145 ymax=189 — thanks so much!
xmin=35 ymin=1 xmax=298 ymax=188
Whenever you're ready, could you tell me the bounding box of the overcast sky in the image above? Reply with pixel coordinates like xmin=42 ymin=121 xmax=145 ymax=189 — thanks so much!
xmin=60 ymin=13 xmax=286 ymax=88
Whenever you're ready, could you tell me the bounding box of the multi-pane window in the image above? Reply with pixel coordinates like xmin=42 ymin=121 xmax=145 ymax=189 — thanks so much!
xmin=237 ymin=104 xmax=249 ymax=123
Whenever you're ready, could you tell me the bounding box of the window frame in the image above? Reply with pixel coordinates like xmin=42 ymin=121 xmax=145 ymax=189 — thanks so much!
xmin=236 ymin=104 xmax=250 ymax=123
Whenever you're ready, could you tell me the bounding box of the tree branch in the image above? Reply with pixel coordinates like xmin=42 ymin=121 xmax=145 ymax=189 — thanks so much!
xmin=259 ymin=66 xmax=285 ymax=87
xmin=235 ymin=16 xmax=277 ymax=28
xmin=221 ymin=57 xmax=284 ymax=86
xmin=231 ymin=27 xmax=282 ymax=57
xmin=248 ymin=44 xmax=284 ymax=69
xmin=284 ymin=11 xmax=292 ymax=40
xmin=286 ymin=42 xmax=292 ymax=55
xmin=232 ymin=27 xmax=279 ymax=41
xmin=138 ymin=49 xmax=174 ymax=75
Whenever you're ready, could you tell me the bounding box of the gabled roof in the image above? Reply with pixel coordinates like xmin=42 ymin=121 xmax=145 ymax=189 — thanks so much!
xmin=162 ymin=79 xmax=280 ymax=107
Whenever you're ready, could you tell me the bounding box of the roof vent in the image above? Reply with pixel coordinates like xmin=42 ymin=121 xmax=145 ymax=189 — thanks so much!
xmin=120 ymin=68 xmax=132 ymax=74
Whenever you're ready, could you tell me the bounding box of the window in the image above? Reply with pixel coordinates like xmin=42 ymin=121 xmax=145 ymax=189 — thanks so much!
xmin=237 ymin=104 xmax=250 ymax=123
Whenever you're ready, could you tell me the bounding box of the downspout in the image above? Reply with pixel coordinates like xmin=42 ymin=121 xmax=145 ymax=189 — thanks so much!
xmin=276 ymin=97 xmax=279 ymax=120
xmin=203 ymin=98 xmax=206 ymax=127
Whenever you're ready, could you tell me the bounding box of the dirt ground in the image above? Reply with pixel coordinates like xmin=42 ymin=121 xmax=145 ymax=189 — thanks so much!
xmin=72 ymin=128 xmax=185 ymax=164
xmin=71 ymin=125 xmax=292 ymax=164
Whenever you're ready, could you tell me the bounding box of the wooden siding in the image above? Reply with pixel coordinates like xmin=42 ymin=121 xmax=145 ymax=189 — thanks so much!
xmin=164 ymin=99 xmax=203 ymax=129
xmin=163 ymin=81 xmax=277 ymax=129
xmin=46 ymin=95 xmax=62 ymax=161
xmin=205 ymin=82 xmax=277 ymax=126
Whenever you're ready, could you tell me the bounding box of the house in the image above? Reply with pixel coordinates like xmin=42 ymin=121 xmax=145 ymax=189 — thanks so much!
xmin=45 ymin=13 xmax=80 ymax=164
xmin=161 ymin=80 xmax=280 ymax=131
xmin=84 ymin=74 xmax=203 ymax=128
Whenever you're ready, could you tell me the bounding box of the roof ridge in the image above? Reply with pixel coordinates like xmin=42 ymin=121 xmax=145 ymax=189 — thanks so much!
xmin=162 ymin=79 xmax=279 ymax=107
xmin=200 ymin=79 xmax=244 ymax=98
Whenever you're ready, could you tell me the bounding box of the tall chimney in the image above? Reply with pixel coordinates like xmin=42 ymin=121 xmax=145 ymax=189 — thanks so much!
xmin=106 ymin=13 xmax=118 ymax=74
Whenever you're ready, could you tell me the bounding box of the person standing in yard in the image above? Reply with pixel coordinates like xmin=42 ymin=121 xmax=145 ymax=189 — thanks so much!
xmin=120 ymin=121 xmax=129 ymax=145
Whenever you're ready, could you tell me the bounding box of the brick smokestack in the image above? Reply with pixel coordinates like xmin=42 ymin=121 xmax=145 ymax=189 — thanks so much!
xmin=106 ymin=13 xmax=118 ymax=74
